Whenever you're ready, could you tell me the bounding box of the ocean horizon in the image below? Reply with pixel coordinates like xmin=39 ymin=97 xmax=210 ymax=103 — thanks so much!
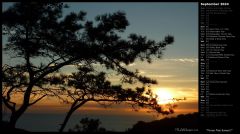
xmin=3 ymin=112 xmax=160 ymax=132
xmin=2 ymin=103 xmax=196 ymax=132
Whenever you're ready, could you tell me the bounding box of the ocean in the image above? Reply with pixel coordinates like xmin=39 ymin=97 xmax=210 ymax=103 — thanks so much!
xmin=2 ymin=102 xmax=196 ymax=132
xmin=3 ymin=112 xmax=158 ymax=132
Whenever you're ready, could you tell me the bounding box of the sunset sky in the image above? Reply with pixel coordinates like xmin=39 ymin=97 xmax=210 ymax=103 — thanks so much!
xmin=2 ymin=2 xmax=198 ymax=125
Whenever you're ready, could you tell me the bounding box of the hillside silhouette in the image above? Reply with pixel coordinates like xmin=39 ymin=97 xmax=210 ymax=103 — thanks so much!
xmin=128 ymin=112 xmax=199 ymax=133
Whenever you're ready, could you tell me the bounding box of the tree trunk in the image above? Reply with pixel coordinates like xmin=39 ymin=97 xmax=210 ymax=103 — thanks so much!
xmin=59 ymin=100 xmax=87 ymax=132
xmin=8 ymin=84 xmax=34 ymax=128
xmin=59 ymin=107 xmax=75 ymax=132
xmin=9 ymin=113 xmax=18 ymax=128
xmin=8 ymin=104 xmax=28 ymax=128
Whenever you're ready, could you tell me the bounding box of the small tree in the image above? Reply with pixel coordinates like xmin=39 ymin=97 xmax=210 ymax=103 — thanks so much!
xmin=58 ymin=65 xmax=177 ymax=132
xmin=69 ymin=117 xmax=106 ymax=132
xmin=2 ymin=2 xmax=175 ymax=130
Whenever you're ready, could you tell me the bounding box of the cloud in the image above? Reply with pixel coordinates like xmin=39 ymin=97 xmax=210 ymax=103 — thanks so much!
xmin=49 ymin=63 xmax=56 ymax=67
xmin=159 ymin=79 xmax=197 ymax=82
xmin=138 ymin=70 xmax=145 ymax=74
xmin=147 ymin=74 xmax=174 ymax=78
xmin=119 ymin=62 xmax=136 ymax=67
xmin=128 ymin=63 xmax=136 ymax=66
xmin=163 ymin=58 xmax=198 ymax=63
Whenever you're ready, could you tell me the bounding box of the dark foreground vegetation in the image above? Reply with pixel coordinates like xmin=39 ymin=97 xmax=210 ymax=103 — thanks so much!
xmin=128 ymin=112 xmax=199 ymax=133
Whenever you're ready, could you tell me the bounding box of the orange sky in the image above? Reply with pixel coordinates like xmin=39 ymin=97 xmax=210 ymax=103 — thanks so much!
xmin=4 ymin=57 xmax=198 ymax=118
xmin=4 ymin=93 xmax=197 ymax=120
xmin=3 ymin=56 xmax=198 ymax=122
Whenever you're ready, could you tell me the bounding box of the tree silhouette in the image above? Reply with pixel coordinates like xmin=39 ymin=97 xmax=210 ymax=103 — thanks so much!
xmin=58 ymin=66 xmax=178 ymax=131
xmin=2 ymin=2 xmax=175 ymax=130
xmin=68 ymin=117 xmax=106 ymax=132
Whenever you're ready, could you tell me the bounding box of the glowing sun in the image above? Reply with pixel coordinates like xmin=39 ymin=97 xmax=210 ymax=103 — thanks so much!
xmin=155 ymin=88 xmax=173 ymax=104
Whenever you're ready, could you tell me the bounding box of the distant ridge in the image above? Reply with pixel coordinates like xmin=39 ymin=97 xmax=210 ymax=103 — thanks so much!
xmin=128 ymin=112 xmax=199 ymax=133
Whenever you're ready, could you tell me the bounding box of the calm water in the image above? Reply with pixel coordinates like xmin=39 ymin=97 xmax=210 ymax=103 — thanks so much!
xmin=3 ymin=113 xmax=157 ymax=132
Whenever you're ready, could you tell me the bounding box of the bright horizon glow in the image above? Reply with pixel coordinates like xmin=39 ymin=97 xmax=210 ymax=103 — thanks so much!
xmin=154 ymin=88 xmax=174 ymax=104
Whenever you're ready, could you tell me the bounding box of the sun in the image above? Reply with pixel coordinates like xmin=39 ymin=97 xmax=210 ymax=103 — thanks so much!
xmin=155 ymin=88 xmax=173 ymax=104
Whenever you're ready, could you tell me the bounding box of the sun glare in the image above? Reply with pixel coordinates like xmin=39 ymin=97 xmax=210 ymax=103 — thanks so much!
xmin=155 ymin=88 xmax=173 ymax=104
